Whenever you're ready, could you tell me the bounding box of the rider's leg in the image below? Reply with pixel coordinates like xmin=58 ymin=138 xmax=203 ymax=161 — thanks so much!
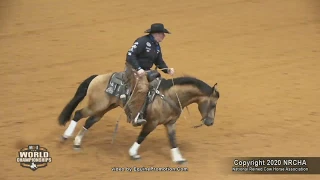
xmin=130 ymin=75 xmax=149 ymax=126
xmin=125 ymin=63 xmax=149 ymax=126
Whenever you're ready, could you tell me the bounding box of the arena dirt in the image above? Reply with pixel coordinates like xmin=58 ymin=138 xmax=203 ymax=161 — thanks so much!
xmin=1 ymin=0 xmax=320 ymax=179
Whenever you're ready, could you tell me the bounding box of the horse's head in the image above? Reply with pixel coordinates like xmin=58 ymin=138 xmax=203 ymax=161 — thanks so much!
xmin=158 ymin=77 xmax=220 ymax=126
xmin=197 ymin=83 xmax=220 ymax=126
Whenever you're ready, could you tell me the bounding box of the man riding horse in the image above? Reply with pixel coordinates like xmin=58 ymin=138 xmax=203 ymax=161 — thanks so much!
xmin=125 ymin=23 xmax=175 ymax=127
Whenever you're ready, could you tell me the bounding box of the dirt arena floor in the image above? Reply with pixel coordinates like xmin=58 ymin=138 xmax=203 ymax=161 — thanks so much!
xmin=1 ymin=0 xmax=320 ymax=179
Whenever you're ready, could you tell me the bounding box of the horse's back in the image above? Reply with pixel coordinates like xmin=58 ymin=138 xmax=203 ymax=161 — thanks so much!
xmin=87 ymin=73 xmax=114 ymax=95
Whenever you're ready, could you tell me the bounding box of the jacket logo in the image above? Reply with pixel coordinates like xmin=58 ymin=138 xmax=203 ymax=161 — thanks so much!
xmin=128 ymin=42 xmax=138 ymax=55
xmin=146 ymin=42 xmax=151 ymax=47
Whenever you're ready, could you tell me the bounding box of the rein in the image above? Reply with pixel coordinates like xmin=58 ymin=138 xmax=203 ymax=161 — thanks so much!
xmin=156 ymin=68 xmax=203 ymax=129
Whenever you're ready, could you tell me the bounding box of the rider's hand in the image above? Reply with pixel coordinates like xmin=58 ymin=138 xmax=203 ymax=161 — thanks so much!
xmin=168 ymin=68 xmax=175 ymax=75
xmin=137 ymin=69 xmax=145 ymax=77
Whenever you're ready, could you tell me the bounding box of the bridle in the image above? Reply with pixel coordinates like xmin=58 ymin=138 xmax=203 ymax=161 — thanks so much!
xmin=194 ymin=99 xmax=217 ymax=128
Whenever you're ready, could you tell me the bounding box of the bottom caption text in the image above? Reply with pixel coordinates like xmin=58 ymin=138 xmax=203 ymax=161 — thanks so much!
xmin=112 ymin=166 xmax=189 ymax=172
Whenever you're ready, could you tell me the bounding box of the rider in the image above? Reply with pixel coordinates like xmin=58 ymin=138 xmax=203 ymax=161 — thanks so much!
xmin=125 ymin=23 xmax=175 ymax=126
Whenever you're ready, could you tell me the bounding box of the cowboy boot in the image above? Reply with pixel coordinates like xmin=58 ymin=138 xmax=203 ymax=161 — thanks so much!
xmin=132 ymin=114 xmax=147 ymax=127
xmin=132 ymin=96 xmax=149 ymax=127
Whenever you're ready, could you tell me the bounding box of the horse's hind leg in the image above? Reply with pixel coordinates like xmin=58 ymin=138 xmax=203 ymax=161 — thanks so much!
xmin=73 ymin=115 xmax=102 ymax=150
xmin=61 ymin=73 xmax=115 ymax=141
xmin=73 ymin=104 xmax=118 ymax=150
xmin=61 ymin=107 xmax=93 ymax=140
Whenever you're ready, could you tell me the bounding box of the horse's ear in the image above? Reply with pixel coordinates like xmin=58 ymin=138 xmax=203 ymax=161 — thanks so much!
xmin=212 ymin=83 xmax=218 ymax=94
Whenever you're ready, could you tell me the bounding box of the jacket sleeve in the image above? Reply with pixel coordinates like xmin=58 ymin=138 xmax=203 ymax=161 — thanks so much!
xmin=126 ymin=39 xmax=146 ymax=70
xmin=154 ymin=51 xmax=169 ymax=73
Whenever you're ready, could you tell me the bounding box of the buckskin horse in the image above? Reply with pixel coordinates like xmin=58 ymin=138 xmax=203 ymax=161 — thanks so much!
xmin=58 ymin=69 xmax=220 ymax=164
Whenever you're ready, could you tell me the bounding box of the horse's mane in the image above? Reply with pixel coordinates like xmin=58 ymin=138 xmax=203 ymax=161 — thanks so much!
xmin=159 ymin=76 xmax=213 ymax=96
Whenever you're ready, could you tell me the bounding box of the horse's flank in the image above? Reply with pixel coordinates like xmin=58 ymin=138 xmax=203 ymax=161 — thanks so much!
xmin=86 ymin=73 xmax=119 ymax=111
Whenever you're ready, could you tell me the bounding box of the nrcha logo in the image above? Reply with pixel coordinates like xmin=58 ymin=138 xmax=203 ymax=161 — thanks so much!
xmin=16 ymin=145 xmax=52 ymax=171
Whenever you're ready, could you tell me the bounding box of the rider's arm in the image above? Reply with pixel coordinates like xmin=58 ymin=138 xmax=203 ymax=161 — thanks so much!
xmin=154 ymin=50 xmax=169 ymax=73
xmin=126 ymin=39 xmax=146 ymax=71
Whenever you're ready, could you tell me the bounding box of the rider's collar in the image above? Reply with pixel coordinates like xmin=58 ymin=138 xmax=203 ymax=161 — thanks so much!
xmin=149 ymin=34 xmax=158 ymax=45
xmin=148 ymin=34 xmax=160 ymax=51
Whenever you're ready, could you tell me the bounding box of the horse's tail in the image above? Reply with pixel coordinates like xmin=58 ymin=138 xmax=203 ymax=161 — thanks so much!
xmin=58 ymin=74 xmax=98 ymax=126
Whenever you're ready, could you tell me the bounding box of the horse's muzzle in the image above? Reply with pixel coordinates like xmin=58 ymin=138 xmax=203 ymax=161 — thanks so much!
xmin=203 ymin=118 xmax=214 ymax=126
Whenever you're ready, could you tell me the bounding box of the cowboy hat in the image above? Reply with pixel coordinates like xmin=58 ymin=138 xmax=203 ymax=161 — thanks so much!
xmin=144 ymin=23 xmax=171 ymax=34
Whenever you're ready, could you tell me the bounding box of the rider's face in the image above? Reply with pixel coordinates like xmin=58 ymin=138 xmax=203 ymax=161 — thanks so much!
xmin=154 ymin=33 xmax=165 ymax=42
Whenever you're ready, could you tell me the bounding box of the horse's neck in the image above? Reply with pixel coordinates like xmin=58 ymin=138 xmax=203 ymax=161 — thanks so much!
xmin=166 ymin=85 xmax=202 ymax=108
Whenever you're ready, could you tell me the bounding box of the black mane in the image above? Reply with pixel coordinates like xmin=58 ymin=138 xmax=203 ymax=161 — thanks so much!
xmin=159 ymin=76 xmax=213 ymax=96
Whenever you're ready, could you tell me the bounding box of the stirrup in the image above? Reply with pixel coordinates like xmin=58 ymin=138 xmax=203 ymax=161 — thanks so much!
xmin=132 ymin=113 xmax=147 ymax=126
xmin=132 ymin=119 xmax=147 ymax=127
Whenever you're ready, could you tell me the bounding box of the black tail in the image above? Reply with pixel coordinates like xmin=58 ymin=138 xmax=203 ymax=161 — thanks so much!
xmin=58 ymin=74 xmax=98 ymax=126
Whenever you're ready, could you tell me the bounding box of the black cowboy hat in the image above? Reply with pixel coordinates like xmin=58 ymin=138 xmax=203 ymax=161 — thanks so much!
xmin=144 ymin=23 xmax=171 ymax=34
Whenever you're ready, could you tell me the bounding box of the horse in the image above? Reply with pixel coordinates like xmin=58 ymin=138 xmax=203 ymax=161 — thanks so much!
xmin=58 ymin=70 xmax=220 ymax=164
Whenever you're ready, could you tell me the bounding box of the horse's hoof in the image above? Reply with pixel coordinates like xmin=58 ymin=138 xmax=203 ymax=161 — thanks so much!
xmin=130 ymin=155 xmax=141 ymax=160
xmin=73 ymin=145 xmax=81 ymax=151
xmin=175 ymin=160 xmax=187 ymax=165
xmin=60 ymin=136 xmax=68 ymax=142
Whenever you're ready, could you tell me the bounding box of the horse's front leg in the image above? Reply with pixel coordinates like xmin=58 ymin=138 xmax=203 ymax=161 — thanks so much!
xmin=165 ymin=122 xmax=187 ymax=164
xmin=129 ymin=121 xmax=156 ymax=160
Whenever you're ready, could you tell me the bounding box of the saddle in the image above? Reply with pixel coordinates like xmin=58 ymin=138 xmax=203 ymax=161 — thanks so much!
xmin=146 ymin=70 xmax=161 ymax=82
xmin=105 ymin=70 xmax=181 ymax=123
xmin=105 ymin=70 xmax=162 ymax=107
